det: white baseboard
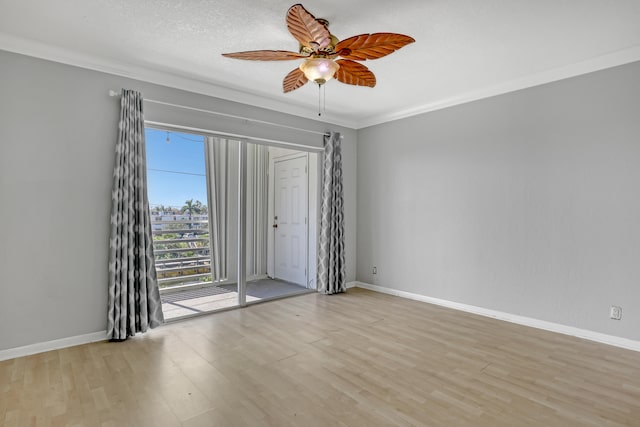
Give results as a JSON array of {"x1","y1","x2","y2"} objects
[
  {"x1": 5, "y1": 282, "x2": 637, "y2": 360},
  {"x1": 0, "y1": 282, "x2": 355, "y2": 361},
  {"x1": 0, "y1": 331, "x2": 107, "y2": 362},
  {"x1": 353, "y1": 282, "x2": 640, "y2": 353}
]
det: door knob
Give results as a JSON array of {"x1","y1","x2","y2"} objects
[{"x1": 272, "y1": 224, "x2": 278, "y2": 228}]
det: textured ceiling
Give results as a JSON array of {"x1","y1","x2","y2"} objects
[{"x1": 1, "y1": 0, "x2": 640, "y2": 128}]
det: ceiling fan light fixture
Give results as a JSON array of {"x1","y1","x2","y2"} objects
[
  {"x1": 222, "y1": 4, "x2": 415, "y2": 96},
  {"x1": 299, "y1": 57, "x2": 339, "y2": 85}
]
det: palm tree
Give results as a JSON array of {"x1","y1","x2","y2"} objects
[
  {"x1": 181, "y1": 199, "x2": 202, "y2": 217},
  {"x1": 194, "y1": 200, "x2": 204, "y2": 214},
  {"x1": 181, "y1": 199, "x2": 203, "y2": 229}
]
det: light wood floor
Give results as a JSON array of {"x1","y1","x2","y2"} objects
[{"x1": 2, "y1": 288, "x2": 640, "y2": 426}]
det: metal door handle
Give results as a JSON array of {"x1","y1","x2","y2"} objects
[{"x1": 272, "y1": 224, "x2": 278, "y2": 228}]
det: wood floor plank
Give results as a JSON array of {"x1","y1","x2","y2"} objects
[{"x1": 2, "y1": 288, "x2": 640, "y2": 426}]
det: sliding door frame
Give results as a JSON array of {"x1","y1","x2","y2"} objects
[{"x1": 146, "y1": 121, "x2": 323, "y2": 314}]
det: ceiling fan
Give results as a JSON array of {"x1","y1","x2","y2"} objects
[{"x1": 222, "y1": 3, "x2": 415, "y2": 93}]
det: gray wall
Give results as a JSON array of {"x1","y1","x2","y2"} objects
[
  {"x1": 357, "y1": 61, "x2": 640, "y2": 341},
  {"x1": 0, "y1": 50, "x2": 357, "y2": 351}
]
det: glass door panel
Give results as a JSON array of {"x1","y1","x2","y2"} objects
[
  {"x1": 246, "y1": 142, "x2": 316, "y2": 304},
  {"x1": 145, "y1": 129, "x2": 240, "y2": 319}
]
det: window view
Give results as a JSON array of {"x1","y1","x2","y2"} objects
[
  {"x1": 145, "y1": 130, "x2": 211, "y2": 290},
  {"x1": 146, "y1": 129, "x2": 239, "y2": 319}
]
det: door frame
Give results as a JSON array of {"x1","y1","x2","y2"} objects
[{"x1": 267, "y1": 150, "x2": 320, "y2": 289}]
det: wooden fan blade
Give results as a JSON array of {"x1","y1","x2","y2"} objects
[
  {"x1": 283, "y1": 68, "x2": 308, "y2": 93},
  {"x1": 335, "y1": 59, "x2": 376, "y2": 87},
  {"x1": 336, "y1": 33, "x2": 415, "y2": 61},
  {"x1": 222, "y1": 50, "x2": 307, "y2": 61},
  {"x1": 287, "y1": 4, "x2": 331, "y2": 51}
]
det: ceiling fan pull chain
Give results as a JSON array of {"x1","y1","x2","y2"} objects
[
  {"x1": 318, "y1": 84, "x2": 322, "y2": 116},
  {"x1": 323, "y1": 84, "x2": 326, "y2": 115}
]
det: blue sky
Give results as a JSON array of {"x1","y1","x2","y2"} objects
[{"x1": 145, "y1": 128, "x2": 208, "y2": 209}]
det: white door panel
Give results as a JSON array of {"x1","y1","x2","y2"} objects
[{"x1": 274, "y1": 156, "x2": 308, "y2": 285}]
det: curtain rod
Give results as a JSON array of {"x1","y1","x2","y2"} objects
[{"x1": 108, "y1": 90, "x2": 342, "y2": 138}]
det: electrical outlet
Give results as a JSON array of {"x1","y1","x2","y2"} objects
[
  {"x1": 610, "y1": 306, "x2": 622, "y2": 320},
  {"x1": 372, "y1": 266, "x2": 377, "y2": 274}
]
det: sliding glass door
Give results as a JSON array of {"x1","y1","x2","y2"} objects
[{"x1": 145, "y1": 128, "x2": 317, "y2": 320}]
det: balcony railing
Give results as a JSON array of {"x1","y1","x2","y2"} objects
[{"x1": 151, "y1": 217, "x2": 212, "y2": 290}]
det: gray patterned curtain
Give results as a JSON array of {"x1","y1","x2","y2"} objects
[
  {"x1": 318, "y1": 132, "x2": 346, "y2": 294},
  {"x1": 107, "y1": 89, "x2": 164, "y2": 340}
]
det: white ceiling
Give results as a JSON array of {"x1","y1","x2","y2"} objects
[{"x1": 2, "y1": 0, "x2": 640, "y2": 129}]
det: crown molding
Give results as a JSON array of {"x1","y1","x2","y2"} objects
[
  {"x1": 0, "y1": 32, "x2": 355, "y2": 129},
  {"x1": 2, "y1": 32, "x2": 639, "y2": 130},
  {"x1": 355, "y1": 45, "x2": 640, "y2": 129}
]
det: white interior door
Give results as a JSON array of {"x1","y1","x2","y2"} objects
[{"x1": 274, "y1": 155, "x2": 308, "y2": 285}]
